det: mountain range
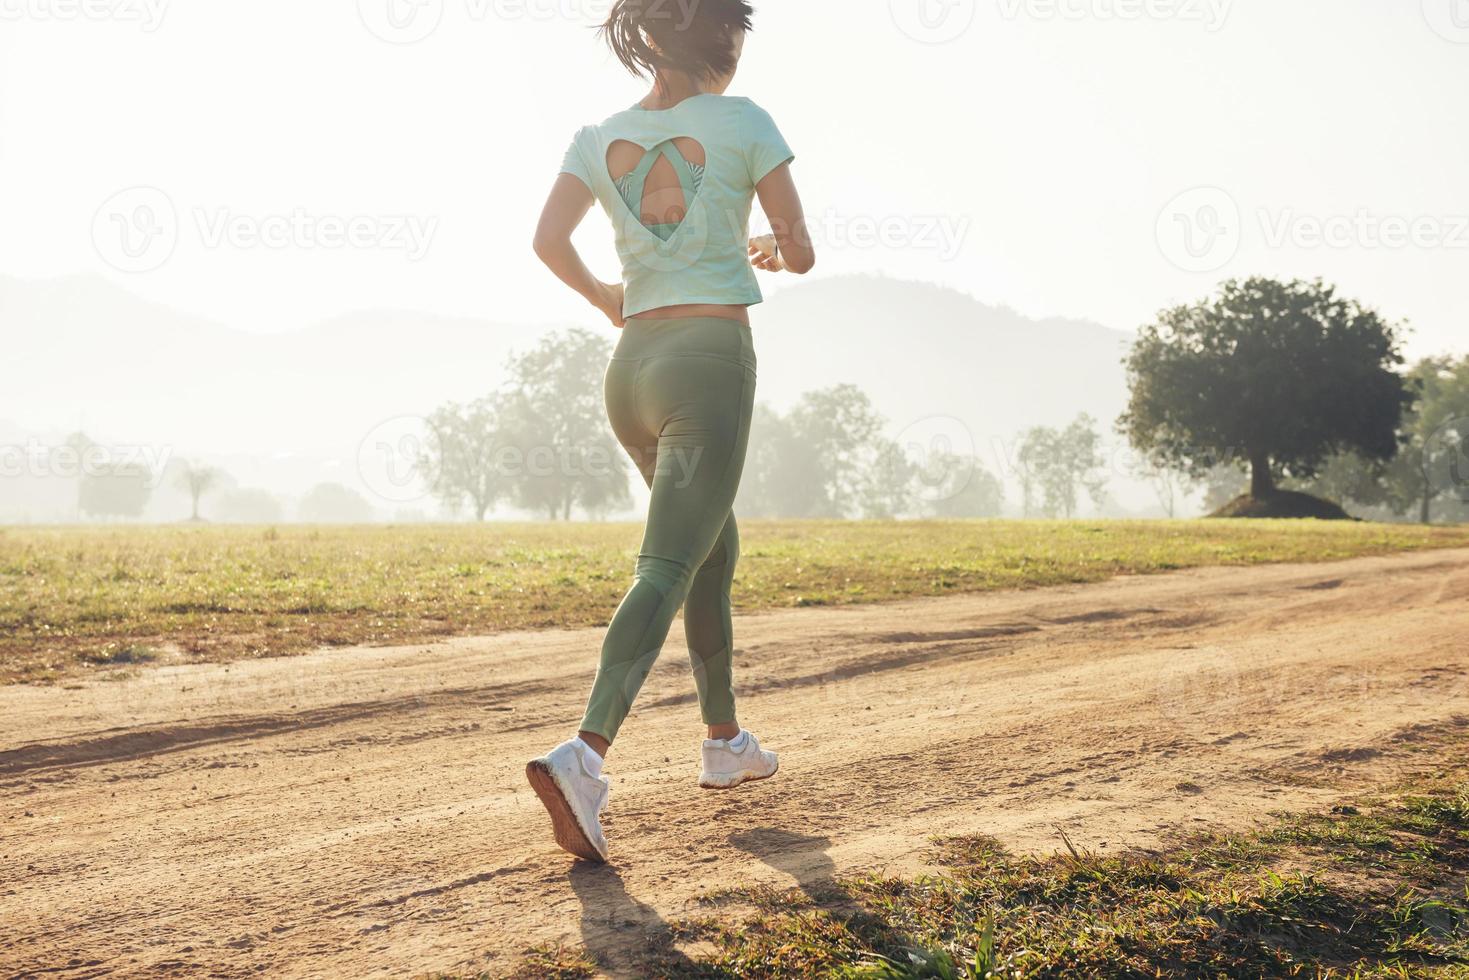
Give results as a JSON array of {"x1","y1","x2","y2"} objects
[{"x1": 2, "y1": 273, "x2": 1143, "y2": 519}]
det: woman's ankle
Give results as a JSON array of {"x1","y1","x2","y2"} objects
[
  {"x1": 707, "y1": 721, "x2": 740, "y2": 742},
  {"x1": 577, "y1": 730, "x2": 610, "y2": 759}
]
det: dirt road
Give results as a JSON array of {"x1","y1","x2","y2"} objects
[{"x1": 4, "y1": 548, "x2": 1469, "y2": 978}]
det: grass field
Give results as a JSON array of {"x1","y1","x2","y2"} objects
[{"x1": 3, "y1": 519, "x2": 1467, "y2": 684}]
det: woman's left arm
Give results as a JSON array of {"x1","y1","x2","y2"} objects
[
  {"x1": 749, "y1": 163, "x2": 815, "y2": 275},
  {"x1": 533, "y1": 174, "x2": 625, "y2": 328}
]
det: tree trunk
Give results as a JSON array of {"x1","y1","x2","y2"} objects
[
  {"x1": 1421, "y1": 488, "x2": 1433, "y2": 526},
  {"x1": 1249, "y1": 452, "x2": 1275, "y2": 498}
]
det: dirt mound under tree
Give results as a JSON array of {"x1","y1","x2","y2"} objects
[{"x1": 1210, "y1": 490, "x2": 1355, "y2": 520}]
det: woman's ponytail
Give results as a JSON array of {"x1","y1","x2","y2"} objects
[{"x1": 599, "y1": 0, "x2": 755, "y2": 83}]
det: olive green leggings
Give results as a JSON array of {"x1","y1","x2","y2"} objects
[{"x1": 579, "y1": 317, "x2": 757, "y2": 744}]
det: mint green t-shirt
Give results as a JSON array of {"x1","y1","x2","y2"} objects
[{"x1": 559, "y1": 94, "x2": 794, "y2": 318}]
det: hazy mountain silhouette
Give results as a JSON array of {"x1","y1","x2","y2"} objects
[
  {"x1": 757, "y1": 275, "x2": 1132, "y2": 447},
  {"x1": 5, "y1": 273, "x2": 1136, "y2": 510}
]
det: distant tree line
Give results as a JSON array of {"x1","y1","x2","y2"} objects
[
  {"x1": 424, "y1": 332, "x2": 1010, "y2": 521},
  {"x1": 735, "y1": 383, "x2": 1006, "y2": 519},
  {"x1": 47, "y1": 278, "x2": 1468, "y2": 526},
  {"x1": 48, "y1": 441, "x2": 373, "y2": 525}
]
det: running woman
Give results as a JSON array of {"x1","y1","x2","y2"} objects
[{"x1": 527, "y1": 0, "x2": 814, "y2": 862}]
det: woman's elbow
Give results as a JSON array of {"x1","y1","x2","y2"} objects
[
  {"x1": 785, "y1": 250, "x2": 816, "y2": 275},
  {"x1": 532, "y1": 224, "x2": 571, "y2": 265}
]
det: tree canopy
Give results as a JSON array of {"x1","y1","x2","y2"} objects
[
  {"x1": 1120, "y1": 277, "x2": 1412, "y2": 500},
  {"x1": 420, "y1": 329, "x2": 631, "y2": 521}
]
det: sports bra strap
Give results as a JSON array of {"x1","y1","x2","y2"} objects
[{"x1": 619, "y1": 140, "x2": 699, "y2": 222}]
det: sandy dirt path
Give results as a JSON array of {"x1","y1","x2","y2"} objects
[{"x1": 4, "y1": 548, "x2": 1469, "y2": 978}]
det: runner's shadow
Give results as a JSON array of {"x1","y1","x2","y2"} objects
[
  {"x1": 728, "y1": 827, "x2": 840, "y2": 905},
  {"x1": 568, "y1": 861, "x2": 694, "y2": 978}
]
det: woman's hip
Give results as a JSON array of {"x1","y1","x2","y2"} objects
[{"x1": 612, "y1": 316, "x2": 757, "y2": 372}]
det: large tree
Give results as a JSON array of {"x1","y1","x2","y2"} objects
[
  {"x1": 422, "y1": 395, "x2": 506, "y2": 521},
  {"x1": 502, "y1": 329, "x2": 630, "y2": 521},
  {"x1": 736, "y1": 404, "x2": 830, "y2": 518},
  {"x1": 79, "y1": 463, "x2": 152, "y2": 520},
  {"x1": 1015, "y1": 414, "x2": 1108, "y2": 518},
  {"x1": 737, "y1": 386, "x2": 912, "y2": 519},
  {"x1": 174, "y1": 461, "x2": 222, "y2": 522},
  {"x1": 923, "y1": 454, "x2": 1005, "y2": 519},
  {"x1": 1380, "y1": 356, "x2": 1469, "y2": 523},
  {"x1": 786, "y1": 384, "x2": 889, "y2": 518},
  {"x1": 1120, "y1": 277, "x2": 1412, "y2": 500},
  {"x1": 297, "y1": 483, "x2": 375, "y2": 524}
]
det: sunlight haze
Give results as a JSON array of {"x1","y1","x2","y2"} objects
[{"x1": 2, "y1": 0, "x2": 1466, "y2": 351}]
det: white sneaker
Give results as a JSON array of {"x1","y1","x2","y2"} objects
[
  {"x1": 699, "y1": 730, "x2": 779, "y2": 790},
  {"x1": 526, "y1": 739, "x2": 610, "y2": 862}
]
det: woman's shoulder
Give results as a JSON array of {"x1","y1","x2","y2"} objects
[
  {"x1": 709, "y1": 94, "x2": 778, "y2": 121},
  {"x1": 722, "y1": 96, "x2": 783, "y2": 138},
  {"x1": 572, "y1": 94, "x2": 776, "y2": 126},
  {"x1": 564, "y1": 96, "x2": 780, "y2": 153},
  {"x1": 567, "y1": 108, "x2": 630, "y2": 139}
]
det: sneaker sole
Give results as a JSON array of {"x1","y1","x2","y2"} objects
[
  {"x1": 698, "y1": 758, "x2": 779, "y2": 791},
  {"x1": 525, "y1": 760, "x2": 606, "y2": 863}
]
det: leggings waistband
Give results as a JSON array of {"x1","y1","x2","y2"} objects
[{"x1": 614, "y1": 316, "x2": 756, "y2": 370}]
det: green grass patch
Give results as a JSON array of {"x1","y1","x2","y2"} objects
[
  {"x1": 644, "y1": 773, "x2": 1469, "y2": 977},
  {"x1": 2, "y1": 519, "x2": 1466, "y2": 683}
]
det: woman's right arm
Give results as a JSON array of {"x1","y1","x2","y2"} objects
[
  {"x1": 533, "y1": 173, "x2": 625, "y2": 328},
  {"x1": 751, "y1": 163, "x2": 815, "y2": 275}
]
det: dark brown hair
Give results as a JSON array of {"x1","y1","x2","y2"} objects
[{"x1": 599, "y1": 0, "x2": 755, "y2": 84}]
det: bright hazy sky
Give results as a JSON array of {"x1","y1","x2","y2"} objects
[{"x1": 2, "y1": 0, "x2": 1466, "y2": 356}]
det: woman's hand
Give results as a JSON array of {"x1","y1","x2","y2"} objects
[
  {"x1": 593, "y1": 281, "x2": 626, "y2": 329},
  {"x1": 748, "y1": 235, "x2": 783, "y2": 273}
]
